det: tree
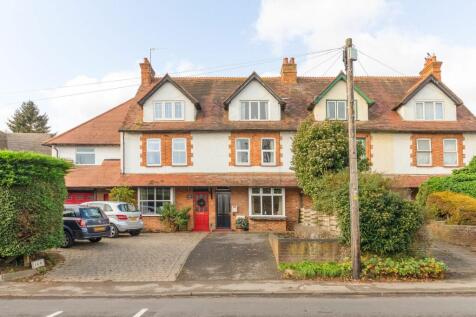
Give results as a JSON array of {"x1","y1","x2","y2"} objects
[
  {"x1": 7, "y1": 101, "x2": 50, "y2": 133},
  {"x1": 291, "y1": 118, "x2": 369, "y2": 197},
  {"x1": 109, "y1": 186, "x2": 137, "y2": 206}
]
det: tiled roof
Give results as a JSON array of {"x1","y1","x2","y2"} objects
[
  {"x1": 47, "y1": 72, "x2": 476, "y2": 145},
  {"x1": 65, "y1": 159, "x2": 298, "y2": 188},
  {"x1": 44, "y1": 99, "x2": 133, "y2": 145},
  {"x1": 0, "y1": 132, "x2": 52, "y2": 154}
]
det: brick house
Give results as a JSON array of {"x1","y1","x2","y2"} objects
[{"x1": 45, "y1": 55, "x2": 476, "y2": 232}]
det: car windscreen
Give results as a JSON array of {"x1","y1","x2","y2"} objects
[
  {"x1": 117, "y1": 203, "x2": 138, "y2": 212},
  {"x1": 80, "y1": 207, "x2": 103, "y2": 219}
]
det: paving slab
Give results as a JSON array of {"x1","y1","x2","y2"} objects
[
  {"x1": 43, "y1": 232, "x2": 206, "y2": 282},
  {"x1": 178, "y1": 232, "x2": 280, "y2": 281}
]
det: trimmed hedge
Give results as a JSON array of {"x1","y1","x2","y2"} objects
[
  {"x1": 280, "y1": 256, "x2": 447, "y2": 280},
  {"x1": 417, "y1": 156, "x2": 476, "y2": 206},
  {"x1": 313, "y1": 170, "x2": 423, "y2": 256},
  {"x1": 0, "y1": 151, "x2": 71, "y2": 257},
  {"x1": 426, "y1": 191, "x2": 476, "y2": 225}
]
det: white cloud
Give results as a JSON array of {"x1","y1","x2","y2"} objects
[{"x1": 255, "y1": 0, "x2": 476, "y2": 113}]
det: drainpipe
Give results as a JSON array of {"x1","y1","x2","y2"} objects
[
  {"x1": 121, "y1": 132, "x2": 125, "y2": 174},
  {"x1": 52, "y1": 145, "x2": 59, "y2": 158}
]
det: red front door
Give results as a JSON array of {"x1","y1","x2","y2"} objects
[{"x1": 193, "y1": 191, "x2": 209, "y2": 231}]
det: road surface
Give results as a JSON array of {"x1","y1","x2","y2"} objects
[{"x1": 0, "y1": 296, "x2": 475, "y2": 316}]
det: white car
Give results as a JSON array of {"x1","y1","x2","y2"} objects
[{"x1": 81, "y1": 201, "x2": 144, "y2": 238}]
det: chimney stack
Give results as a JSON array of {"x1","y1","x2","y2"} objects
[
  {"x1": 281, "y1": 57, "x2": 297, "y2": 84},
  {"x1": 140, "y1": 58, "x2": 155, "y2": 86},
  {"x1": 419, "y1": 54, "x2": 442, "y2": 81}
]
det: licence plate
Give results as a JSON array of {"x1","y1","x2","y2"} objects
[
  {"x1": 93, "y1": 226, "x2": 106, "y2": 232},
  {"x1": 129, "y1": 217, "x2": 138, "y2": 222}
]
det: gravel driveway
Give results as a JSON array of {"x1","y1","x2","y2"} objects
[{"x1": 44, "y1": 233, "x2": 206, "y2": 282}]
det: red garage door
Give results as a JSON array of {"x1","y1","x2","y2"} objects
[{"x1": 65, "y1": 192, "x2": 95, "y2": 204}]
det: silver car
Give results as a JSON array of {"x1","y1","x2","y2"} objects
[{"x1": 81, "y1": 201, "x2": 144, "y2": 238}]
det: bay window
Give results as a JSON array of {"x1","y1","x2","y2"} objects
[
  {"x1": 138, "y1": 187, "x2": 173, "y2": 215},
  {"x1": 250, "y1": 187, "x2": 284, "y2": 216}
]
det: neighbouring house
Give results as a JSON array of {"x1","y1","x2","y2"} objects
[
  {"x1": 44, "y1": 54, "x2": 476, "y2": 232},
  {"x1": 0, "y1": 131, "x2": 52, "y2": 155}
]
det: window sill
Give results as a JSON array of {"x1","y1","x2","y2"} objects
[{"x1": 249, "y1": 216, "x2": 286, "y2": 221}]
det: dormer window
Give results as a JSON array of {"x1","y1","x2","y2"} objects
[
  {"x1": 153, "y1": 101, "x2": 184, "y2": 121},
  {"x1": 240, "y1": 101, "x2": 269, "y2": 120},
  {"x1": 326, "y1": 100, "x2": 357, "y2": 120},
  {"x1": 415, "y1": 101, "x2": 443, "y2": 120}
]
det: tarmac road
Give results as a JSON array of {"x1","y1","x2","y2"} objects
[{"x1": 1, "y1": 295, "x2": 475, "y2": 317}]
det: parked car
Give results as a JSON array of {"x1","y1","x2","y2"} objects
[
  {"x1": 62, "y1": 205, "x2": 111, "y2": 248},
  {"x1": 81, "y1": 201, "x2": 144, "y2": 238}
]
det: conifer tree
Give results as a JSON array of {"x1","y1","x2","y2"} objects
[{"x1": 7, "y1": 101, "x2": 50, "y2": 133}]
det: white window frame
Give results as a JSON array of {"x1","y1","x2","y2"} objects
[
  {"x1": 443, "y1": 138, "x2": 458, "y2": 167},
  {"x1": 261, "y1": 138, "x2": 276, "y2": 166},
  {"x1": 172, "y1": 138, "x2": 187, "y2": 166},
  {"x1": 248, "y1": 187, "x2": 285, "y2": 217},
  {"x1": 326, "y1": 100, "x2": 357, "y2": 121},
  {"x1": 137, "y1": 187, "x2": 174, "y2": 215},
  {"x1": 416, "y1": 138, "x2": 432, "y2": 166},
  {"x1": 75, "y1": 147, "x2": 95, "y2": 165},
  {"x1": 146, "y1": 138, "x2": 161, "y2": 166},
  {"x1": 235, "y1": 138, "x2": 251, "y2": 166},
  {"x1": 153, "y1": 101, "x2": 185, "y2": 121},
  {"x1": 240, "y1": 100, "x2": 269, "y2": 121},
  {"x1": 414, "y1": 101, "x2": 444, "y2": 121}
]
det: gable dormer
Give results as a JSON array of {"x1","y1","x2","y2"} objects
[
  {"x1": 308, "y1": 72, "x2": 374, "y2": 121},
  {"x1": 224, "y1": 72, "x2": 285, "y2": 121},
  {"x1": 138, "y1": 74, "x2": 200, "y2": 122}
]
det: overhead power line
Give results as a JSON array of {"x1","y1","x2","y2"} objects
[
  {"x1": 357, "y1": 49, "x2": 406, "y2": 76},
  {"x1": 302, "y1": 50, "x2": 342, "y2": 75}
]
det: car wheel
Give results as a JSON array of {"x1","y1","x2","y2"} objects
[
  {"x1": 62, "y1": 231, "x2": 74, "y2": 248},
  {"x1": 89, "y1": 237, "x2": 102, "y2": 243},
  {"x1": 129, "y1": 230, "x2": 141, "y2": 236},
  {"x1": 109, "y1": 224, "x2": 119, "y2": 238}
]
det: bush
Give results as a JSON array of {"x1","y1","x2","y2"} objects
[
  {"x1": 426, "y1": 191, "x2": 476, "y2": 225},
  {"x1": 236, "y1": 217, "x2": 249, "y2": 230},
  {"x1": 280, "y1": 256, "x2": 447, "y2": 280},
  {"x1": 160, "y1": 204, "x2": 190, "y2": 232},
  {"x1": 417, "y1": 156, "x2": 476, "y2": 206},
  {"x1": 0, "y1": 151, "x2": 71, "y2": 258},
  {"x1": 313, "y1": 170, "x2": 423, "y2": 256},
  {"x1": 291, "y1": 118, "x2": 369, "y2": 196},
  {"x1": 109, "y1": 186, "x2": 137, "y2": 206}
]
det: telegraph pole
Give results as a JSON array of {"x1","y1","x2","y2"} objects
[{"x1": 344, "y1": 38, "x2": 361, "y2": 279}]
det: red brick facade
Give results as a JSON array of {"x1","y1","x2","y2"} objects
[
  {"x1": 410, "y1": 133, "x2": 464, "y2": 167},
  {"x1": 229, "y1": 132, "x2": 282, "y2": 166}
]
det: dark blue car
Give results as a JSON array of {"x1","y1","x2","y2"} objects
[{"x1": 62, "y1": 205, "x2": 111, "y2": 248}]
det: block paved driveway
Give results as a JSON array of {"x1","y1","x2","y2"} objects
[
  {"x1": 44, "y1": 233, "x2": 206, "y2": 282},
  {"x1": 178, "y1": 232, "x2": 280, "y2": 281}
]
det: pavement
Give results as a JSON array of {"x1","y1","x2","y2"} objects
[
  {"x1": 430, "y1": 240, "x2": 476, "y2": 279},
  {"x1": 178, "y1": 232, "x2": 280, "y2": 281},
  {"x1": 2, "y1": 296, "x2": 476, "y2": 317},
  {"x1": 43, "y1": 232, "x2": 206, "y2": 282}
]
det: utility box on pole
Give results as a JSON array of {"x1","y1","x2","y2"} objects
[{"x1": 344, "y1": 38, "x2": 361, "y2": 280}]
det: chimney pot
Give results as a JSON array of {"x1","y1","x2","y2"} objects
[
  {"x1": 419, "y1": 53, "x2": 442, "y2": 81},
  {"x1": 280, "y1": 56, "x2": 297, "y2": 84}
]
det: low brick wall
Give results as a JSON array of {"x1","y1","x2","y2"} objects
[
  {"x1": 427, "y1": 221, "x2": 476, "y2": 249},
  {"x1": 269, "y1": 233, "x2": 348, "y2": 264},
  {"x1": 142, "y1": 216, "x2": 169, "y2": 232},
  {"x1": 249, "y1": 218, "x2": 287, "y2": 232}
]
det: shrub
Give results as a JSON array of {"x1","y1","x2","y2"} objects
[
  {"x1": 280, "y1": 257, "x2": 447, "y2": 280},
  {"x1": 416, "y1": 156, "x2": 476, "y2": 206},
  {"x1": 291, "y1": 118, "x2": 369, "y2": 197},
  {"x1": 426, "y1": 191, "x2": 476, "y2": 225},
  {"x1": 313, "y1": 170, "x2": 423, "y2": 256},
  {"x1": 236, "y1": 217, "x2": 249, "y2": 230},
  {"x1": 109, "y1": 186, "x2": 137, "y2": 206},
  {"x1": 0, "y1": 151, "x2": 71, "y2": 258},
  {"x1": 160, "y1": 204, "x2": 190, "y2": 232}
]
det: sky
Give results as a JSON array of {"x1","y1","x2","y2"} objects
[{"x1": 1, "y1": 0, "x2": 476, "y2": 133}]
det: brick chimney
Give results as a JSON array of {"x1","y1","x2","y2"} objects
[
  {"x1": 140, "y1": 57, "x2": 155, "y2": 86},
  {"x1": 419, "y1": 54, "x2": 442, "y2": 81},
  {"x1": 280, "y1": 57, "x2": 297, "y2": 84}
]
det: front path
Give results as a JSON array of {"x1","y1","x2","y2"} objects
[
  {"x1": 178, "y1": 232, "x2": 280, "y2": 281},
  {"x1": 44, "y1": 233, "x2": 206, "y2": 282}
]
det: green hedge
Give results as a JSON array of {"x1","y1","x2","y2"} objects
[
  {"x1": 417, "y1": 156, "x2": 476, "y2": 206},
  {"x1": 313, "y1": 170, "x2": 423, "y2": 256},
  {"x1": 0, "y1": 151, "x2": 71, "y2": 257},
  {"x1": 426, "y1": 191, "x2": 476, "y2": 225},
  {"x1": 280, "y1": 256, "x2": 447, "y2": 280}
]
